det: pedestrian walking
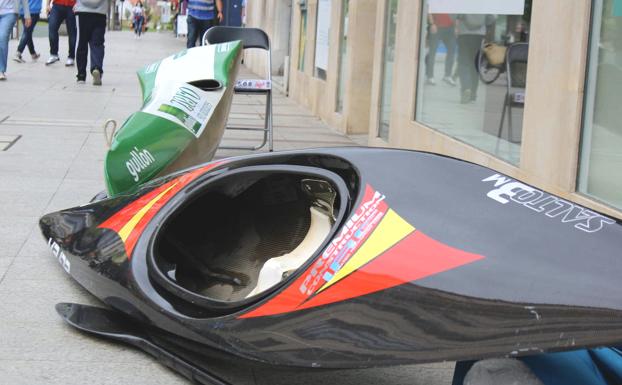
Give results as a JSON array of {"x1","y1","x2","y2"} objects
[
  {"x1": 455, "y1": 14, "x2": 495, "y2": 104},
  {"x1": 46, "y1": 0, "x2": 76, "y2": 66},
  {"x1": 184, "y1": 0, "x2": 223, "y2": 48},
  {"x1": 0, "y1": 0, "x2": 30, "y2": 80},
  {"x1": 74, "y1": 0, "x2": 107, "y2": 85},
  {"x1": 13, "y1": 0, "x2": 40, "y2": 63},
  {"x1": 132, "y1": 1, "x2": 144, "y2": 38},
  {"x1": 425, "y1": 13, "x2": 456, "y2": 86}
]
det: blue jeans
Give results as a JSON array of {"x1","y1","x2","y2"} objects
[
  {"x1": 17, "y1": 14, "x2": 40, "y2": 55},
  {"x1": 48, "y1": 4, "x2": 76, "y2": 58},
  {"x1": 0, "y1": 13, "x2": 18, "y2": 73},
  {"x1": 134, "y1": 16, "x2": 144, "y2": 36}
]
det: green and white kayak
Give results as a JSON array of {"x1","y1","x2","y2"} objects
[{"x1": 104, "y1": 41, "x2": 243, "y2": 196}]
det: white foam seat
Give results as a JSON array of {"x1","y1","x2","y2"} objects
[{"x1": 246, "y1": 207, "x2": 331, "y2": 298}]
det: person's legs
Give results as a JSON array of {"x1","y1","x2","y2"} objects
[
  {"x1": 439, "y1": 27, "x2": 456, "y2": 78},
  {"x1": 25, "y1": 14, "x2": 40, "y2": 55},
  {"x1": 458, "y1": 34, "x2": 482, "y2": 102},
  {"x1": 457, "y1": 35, "x2": 470, "y2": 94},
  {"x1": 196, "y1": 18, "x2": 214, "y2": 47},
  {"x1": 48, "y1": 6, "x2": 62, "y2": 56},
  {"x1": 88, "y1": 14, "x2": 106, "y2": 75},
  {"x1": 0, "y1": 13, "x2": 17, "y2": 74},
  {"x1": 65, "y1": 9, "x2": 77, "y2": 59},
  {"x1": 466, "y1": 35, "x2": 483, "y2": 99},
  {"x1": 426, "y1": 30, "x2": 440, "y2": 80},
  {"x1": 186, "y1": 15, "x2": 199, "y2": 48},
  {"x1": 17, "y1": 16, "x2": 29, "y2": 54},
  {"x1": 74, "y1": 13, "x2": 91, "y2": 81}
]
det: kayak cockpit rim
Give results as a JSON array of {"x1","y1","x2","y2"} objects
[{"x1": 145, "y1": 164, "x2": 352, "y2": 314}]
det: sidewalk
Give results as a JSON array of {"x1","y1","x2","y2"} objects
[{"x1": 0, "y1": 31, "x2": 452, "y2": 384}]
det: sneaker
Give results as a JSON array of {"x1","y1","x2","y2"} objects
[
  {"x1": 76, "y1": 79, "x2": 85, "y2": 84},
  {"x1": 0, "y1": 73, "x2": 6, "y2": 80},
  {"x1": 13, "y1": 53, "x2": 25, "y2": 63},
  {"x1": 65, "y1": 58, "x2": 75, "y2": 66},
  {"x1": 91, "y1": 69, "x2": 102, "y2": 86},
  {"x1": 425, "y1": 77, "x2": 436, "y2": 85},
  {"x1": 31, "y1": 52, "x2": 40, "y2": 61},
  {"x1": 443, "y1": 76, "x2": 456, "y2": 86},
  {"x1": 46, "y1": 55, "x2": 60, "y2": 65}
]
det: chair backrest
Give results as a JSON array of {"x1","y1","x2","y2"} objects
[
  {"x1": 203, "y1": 26, "x2": 270, "y2": 50},
  {"x1": 505, "y1": 42, "x2": 529, "y2": 89}
]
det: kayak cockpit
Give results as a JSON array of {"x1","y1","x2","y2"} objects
[{"x1": 149, "y1": 165, "x2": 349, "y2": 311}]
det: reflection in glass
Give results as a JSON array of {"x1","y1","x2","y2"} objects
[
  {"x1": 578, "y1": 0, "x2": 622, "y2": 209},
  {"x1": 336, "y1": 0, "x2": 350, "y2": 113},
  {"x1": 414, "y1": 0, "x2": 532, "y2": 165},
  {"x1": 298, "y1": 7, "x2": 308, "y2": 72},
  {"x1": 378, "y1": 0, "x2": 399, "y2": 140},
  {"x1": 314, "y1": 0, "x2": 330, "y2": 81}
]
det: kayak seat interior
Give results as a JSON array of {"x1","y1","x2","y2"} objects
[
  {"x1": 152, "y1": 169, "x2": 340, "y2": 305},
  {"x1": 245, "y1": 206, "x2": 331, "y2": 298}
]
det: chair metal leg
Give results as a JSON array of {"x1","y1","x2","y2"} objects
[
  {"x1": 266, "y1": 90, "x2": 273, "y2": 152},
  {"x1": 218, "y1": 90, "x2": 273, "y2": 151},
  {"x1": 507, "y1": 102, "x2": 514, "y2": 143},
  {"x1": 497, "y1": 93, "x2": 508, "y2": 140}
]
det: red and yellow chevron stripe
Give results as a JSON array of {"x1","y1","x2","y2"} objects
[
  {"x1": 240, "y1": 185, "x2": 485, "y2": 318},
  {"x1": 99, "y1": 161, "x2": 224, "y2": 258}
]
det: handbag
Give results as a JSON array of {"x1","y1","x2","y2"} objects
[{"x1": 482, "y1": 43, "x2": 507, "y2": 66}]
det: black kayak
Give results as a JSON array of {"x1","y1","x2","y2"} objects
[{"x1": 39, "y1": 147, "x2": 622, "y2": 378}]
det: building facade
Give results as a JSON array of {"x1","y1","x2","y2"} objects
[{"x1": 246, "y1": 0, "x2": 622, "y2": 220}]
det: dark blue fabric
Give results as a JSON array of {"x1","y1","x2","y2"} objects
[
  {"x1": 589, "y1": 348, "x2": 622, "y2": 385},
  {"x1": 17, "y1": 14, "x2": 40, "y2": 54},
  {"x1": 223, "y1": 0, "x2": 243, "y2": 27},
  {"x1": 48, "y1": 4, "x2": 76, "y2": 58},
  {"x1": 75, "y1": 12, "x2": 105, "y2": 78},
  {"x1": 452, "y1": 348, "x2": 622, "y2": 385},
  {"x1": 521, "y1": 350, "x2": 608, "y2": 385},
  {"x1": 186, "y1": 14, "x2": 215, "y2": 48}
]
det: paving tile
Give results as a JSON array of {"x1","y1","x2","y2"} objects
[
  {"x1": 44, "y1": 178, "x2": 106, "y2": 213},
  {"x1": 0, "y1": 256, "x2": 13, "y2": 282},
  {"x1": 0, "y1": 216, "x2": 39, "y2": 259},
  {"x1": 17, "y1": 229, "x2": 50, "y2": 258},
  {"x1": 0, "y1": 360, "x2": 187, "y2": 385}
]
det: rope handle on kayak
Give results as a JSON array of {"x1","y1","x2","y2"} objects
[{"x1": 103, "y1": 119, "x2": 117, "y2": 148}]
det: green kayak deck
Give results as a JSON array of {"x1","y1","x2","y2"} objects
[{"x1": 104, "y1": 41, "x2": 242, "y2": 196}]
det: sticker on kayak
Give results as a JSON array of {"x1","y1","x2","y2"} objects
[
  {"x1": 48, "y1": 238, "x2": 71, "y2": 274},
  {"x1": 240, "y1": 185, "x2": 485, "y2": 318},
  {"x1": 235, "y1": 79, "x2": 271, "y2": 91},
  {"x1": 142, "y1": 81, "x2": 225, "y2": 138},
  {"x1": 483, "y1": 174, "x2": 615, "y2": 233}
]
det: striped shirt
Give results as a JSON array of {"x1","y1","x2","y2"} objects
[{"x1": 187, "y1": 0, "x2": 215, "y2": 20}]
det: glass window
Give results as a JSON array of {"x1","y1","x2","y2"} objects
[
  {"x1": 578, "y1": 0, "x2": 622, "y2": 210},
  {"x1": 336, "y1": 0, "x2": 350, "y2": 113},
  {"x1": 415, "y1": 0, "x2": 532, "y2": 165},
  {"x1": 298, "y1": 5, "x2": 308, "y2": 72},
  {"x1": 378, "y1": 0, "x2": 399, "y2": 140},
  {"x1": 314, "y1": 0, "x2": 331, "y2": 81}
]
